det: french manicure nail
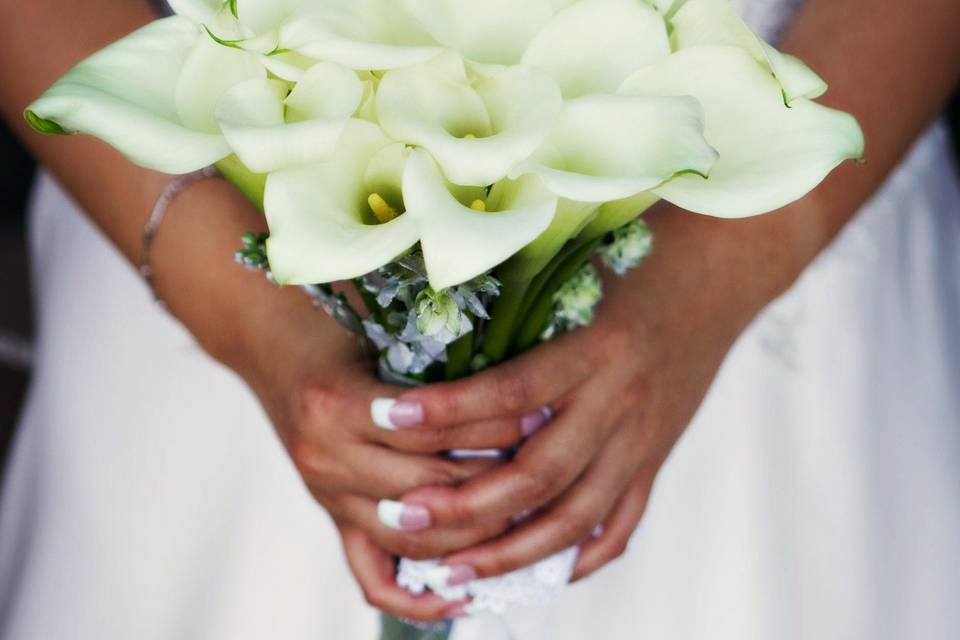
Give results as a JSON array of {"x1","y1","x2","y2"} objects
[
  {"x1": 377, "y1": 500, "x2": 432, "y2": 531},
  {"x1": 371, "y1": 398, "x2": 424, "y2": 430},
  {"x1": 425, "y1": 564, "x2": 478, "y2": 589},
  {"x1": 520, "y1": 406, "x2": 554, "y2": 437}
]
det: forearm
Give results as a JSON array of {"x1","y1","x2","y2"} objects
[
  {"x1": 0, "y1": 0, "x2": 327, "y2": 375},
  {"x1": 657, "y1": 0, "x2": 960, "y2": 319}
]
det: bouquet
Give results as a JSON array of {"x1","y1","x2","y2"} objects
[{"x1": 27, "y1": 0, "x2": 863, "y2": 637}]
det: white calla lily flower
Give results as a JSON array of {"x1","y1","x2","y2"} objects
[
  {"x1": 620, "y1": 45, "x2": 864, "y2": 217},
  {"x1": 214, "y1": 62, "x2": 362, "y2": 173},
  {"x1": 25, "y1": 17, "x2": 261, "y2": 174},
  {"x1": 265, "y1": 119, "x2": 420, "y2": 285},
  {"x1": 404, "y1": 150, "x2": 559, "y2": 290},
  {"x1": 280, "y1": 0, "x2": 443, "y2": 71},
  {"x1": 377, "y1": 52, "x2": 563, "y2": 187},
  {"x1": 522, "y1": 0, "x2": 671, "y2": 98},
  {"x1": 512, "y1": 94, "x2": 718, "y2": 203},
  {"x1": 670, "y1": 0, "x2": 827, "y2": 103},
  {"x1": 401, "y1": 0, "x2": 562, "y2": 65}
]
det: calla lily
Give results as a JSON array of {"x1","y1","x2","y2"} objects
[
  {"x1": 619, "y1": 45, "x2": 864, "y2": 217},
  {"x1": 511, "y1": 94, "x2": 718, "y2": 203},
  {"x1": 25, "y1": 16, "x2": 262, "y2": 174},
  {"x1": 669, "y1": 0, "x2": 827, "y2": 103},
  {"x1": 522, "y1": 0, "x2": 671, "y2": 98},
  {"x1": 403, "y1": 150, "x2": 559, "y2": 290},
  {"x1": 264, "y1": 119, "x2": 420, "y2": 285},
  {"x1": 214, "y1": 62, "x2": 362, "y2": 173},
  {"x1": 377, "y1": 52, "x2": 563, "y2": 187},
  {"x1": 280, "y1": 0, "x2": 443, "y2": 71},
  {"x1": 401, "y1": 0, "x2": 563, "y2": 65}
]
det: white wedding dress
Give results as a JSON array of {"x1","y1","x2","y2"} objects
[{"x1": 2, "y1": 1, "x2": 959, "y2": 638}]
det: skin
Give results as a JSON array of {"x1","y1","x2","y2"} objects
[{"x1": 1, "y1": 0, "x2": 958, "y2": 625}]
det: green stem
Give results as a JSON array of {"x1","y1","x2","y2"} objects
[
  {"x1": 512, "y1": 238, "x2": 604, "y2": 354},
  {"x1": 380, "y1": 614, "x2": 452, "y2": 640},
  {"x1": 513, "y1": 236, "x2": 590, "y2": 326},
  {"x1": 445, "y1": 315, "x2": 475, "y2": 381},
  {"x1": 215, "y1": 155, "x2": 267, "y2": 212},
  {"x1": 481, "y1": 279, "x2": 532, "y2": 365}
]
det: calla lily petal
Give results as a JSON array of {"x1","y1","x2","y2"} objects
[
  {"x1": 176, "y1": 28, "x2": 266, "y2": 133},
  {"x1": 215, "y1": 62, "x2": 362, "y2": 173},
  {"x1": 643, "y1": 0, "x2": 685, "y2": 16},
  {"x1": 513, "y1": 94, "x2": 718, "y2": 202},
  {"x1": 235, "y1": 0, "x2": 303, "y2": 36},
  {"x1": 670, "y1": 0, "x2": 827, "y2": 103},
  {"x1": 404, "y1": 150, "x2": 559, "y2": 290},
  {"x1": 168, "y1": 0, "x2": 222, "y2": 23},
  {"x1": 25, "y1": 17, "x2": 240, "y2": 174},
  {"x1": 265, "y1": 119, "x2": 420, "y2": 285},
  {"x1": 377, "y1": 52, "x2": 563, "y2": 186},
  {"x1": 281, "y1": 0, "x2": 442, "y2": 70},
  {"x1": 522, "y1": 0, "x2": 670, "y2": 98},
  {"x1": 620, "y1": 45, "x2": 865, "y2": 217},
  {"x1": 401, "y1": 0, "x2": 559, "y2": 65},
  {"x1": 257, "y1": 51, "x2": 316, "y2": 82}
]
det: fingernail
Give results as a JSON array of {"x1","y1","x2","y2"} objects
[
  {"x1": 520, "y1": 406, "x2": 554, "y2": 437},
  {"x1": 377, "y1": 500, "x2": 431, "y2": 531},
  {"x1": 371, "y1": 398, "x2": 424, "y2": 430},
  {"x1": 426, "y1": 564, "x2": 478, "y2": 589}
]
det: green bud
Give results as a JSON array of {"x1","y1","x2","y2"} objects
[{"x1": 598, "y1": 218, "x2": 653, "y2": 276}]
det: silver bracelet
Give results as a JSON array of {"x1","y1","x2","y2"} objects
[{"x1": 139, "y1": 166, "x2": 221, "y2": 303}]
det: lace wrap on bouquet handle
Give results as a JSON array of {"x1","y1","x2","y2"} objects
[{"x1": 397, "y1": 548, "x2": 579, "y2": 619}]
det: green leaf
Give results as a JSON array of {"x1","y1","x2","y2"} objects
[
  {"x1": 23, "y1": 109, "x2": 70, "y2": 135},
  {"x1": 203, "y1": 24, "x2": 244, "y2": 49},
  {"x1": 228, "y1": 0, "x2": 238, "y2": 18}
]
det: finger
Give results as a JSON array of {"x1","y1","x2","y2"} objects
[
  {"x1": 429, "y1": 424, "x2": 644, "y2": 581},
  {"x1": 296, "y1": 363, "x2": 411, "y2": 440},
  {"x1": 341, "y1": 526, "x2": 467, "y2": 623},
  {"x1": 369, "y1": 410, "x2": 554, "y2": 455},
  {"x1": 331, "y1": 494, "x2": 512, "y2": 561},
  {"x1": 298, "y1": 443, "x2": 501, "y2": 500},
  {"x1": 396, "y1": 380, "x2": 621, "y2": 529},
  {"x1": 571, "y1": 465, "x2": 657, "y2": 582},
  {"x1": 381, "y1": 331, "x2": 592, "y2": 430}
]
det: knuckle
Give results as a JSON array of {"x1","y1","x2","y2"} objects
[
  {"x1": 515, "y1": 464, "x2": 561, "y2": 506},
  {"x1": 445, "y1": 494, "x2": 479, "y2": 526},
  {"x1": 361, "y1": 586, "x2": 386, "y2": 610},
  {"x1": 289, "y1": 439, "x2": 339, "y2": 485},
  {"x1": 289, "y1": 439, "x2": 318, "y2": 478},
  {"x1": 553, "y1": 510, "x2": 594, "y2": 545},
  {"x1": 297, "y1": 379, "x2": 341, "y2": 424},
  {"x1": 496, "y1": 372, "x2": 533, "y2": 414},
  {"x1": 395, "y1": 536, "x2": 434, "y2": 561},
  {"x1": 418, "y1": 461, "x2": 462, "y2": 488}
]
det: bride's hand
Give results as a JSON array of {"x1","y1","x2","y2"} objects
[
  {"x1": 143, "y1": 179, "x2": 514, "y2": 621},
  {"x1": 381, "y1": 203, "x2": 818, "y2": 589}
]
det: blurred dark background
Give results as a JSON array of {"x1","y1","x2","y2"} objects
[{"x1": 1, "y1": 99, "x2": 959, "y2": 471}]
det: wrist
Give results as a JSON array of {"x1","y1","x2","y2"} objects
[{"x1": 147, "y1": 177, "x2": 306, "y2": 377}]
